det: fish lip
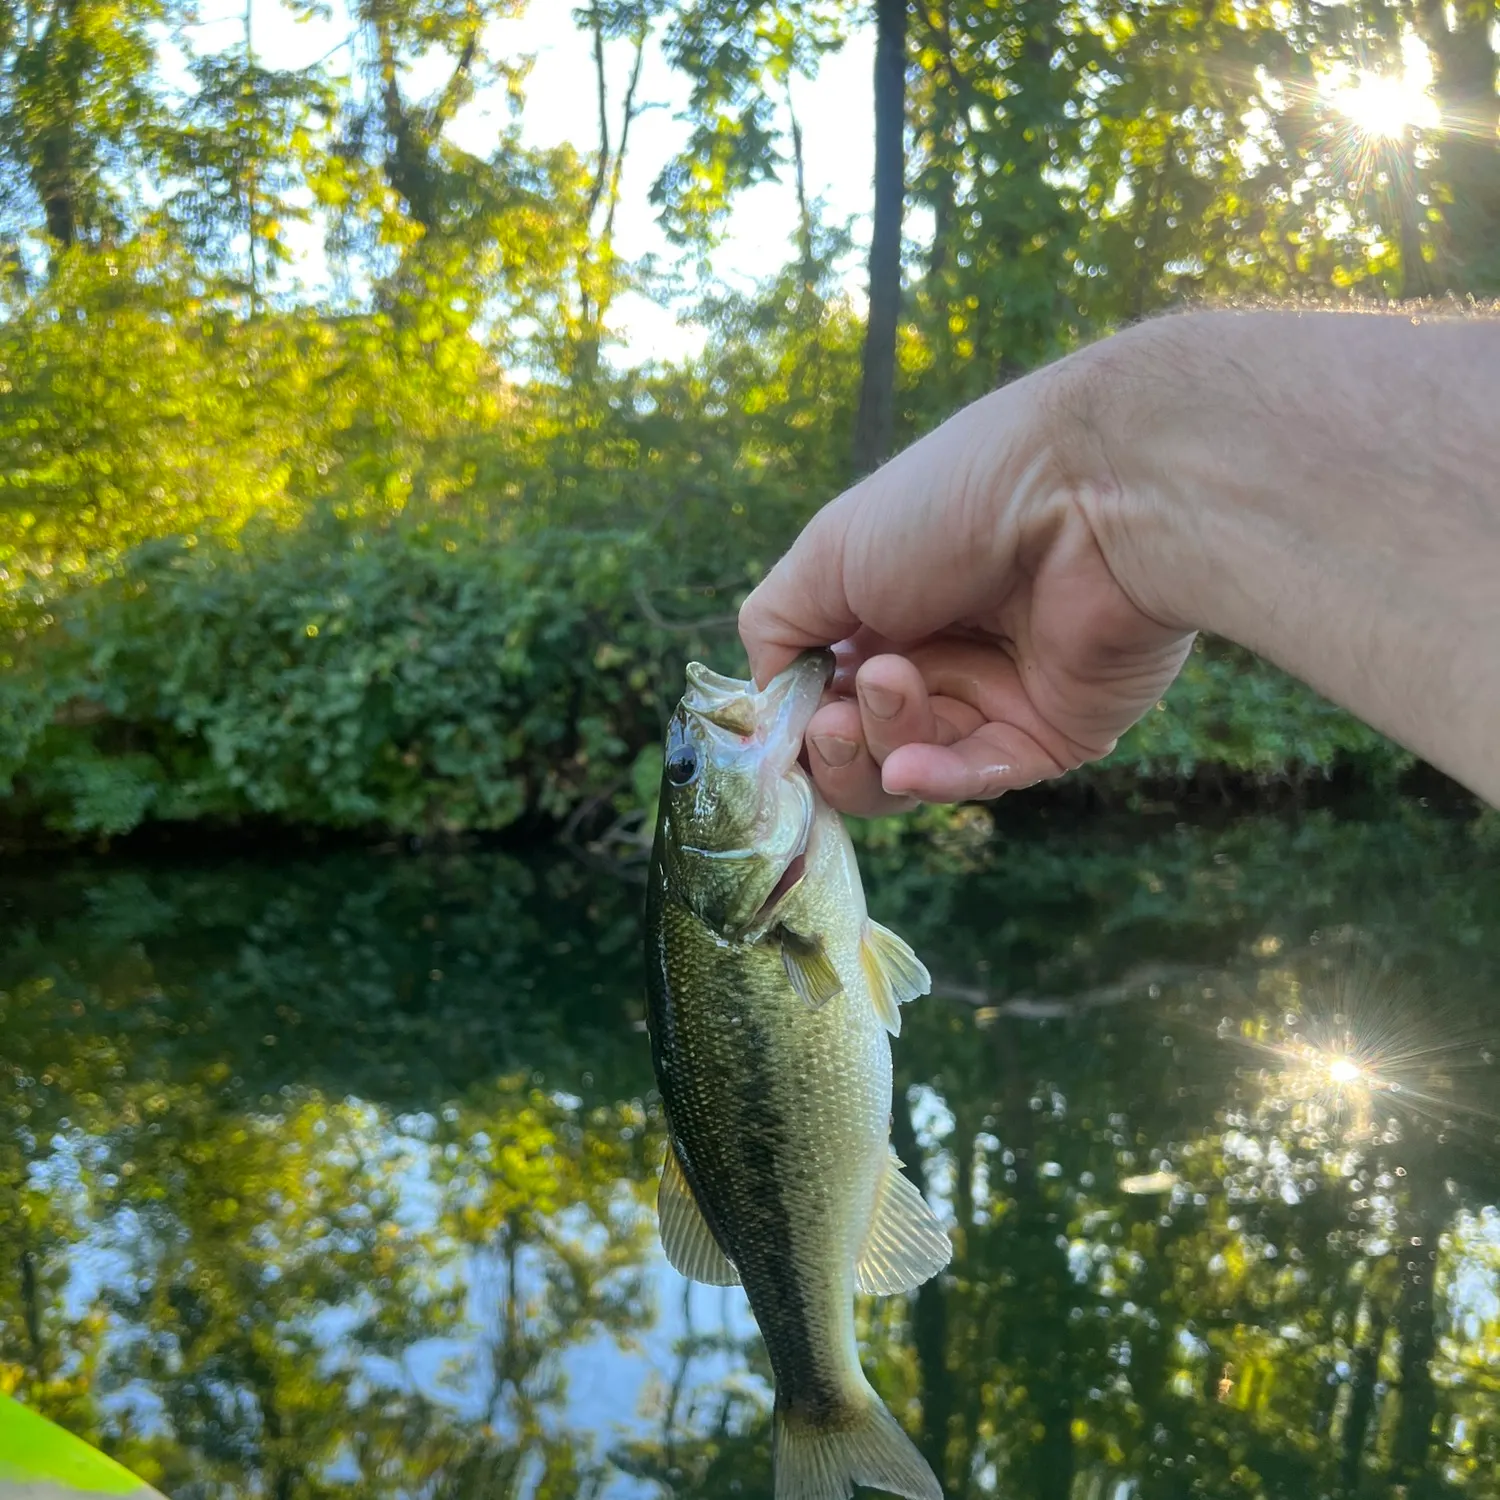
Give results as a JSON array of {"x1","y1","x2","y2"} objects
[
  {"x1": 748, "y1": 649, "x2": 835, "y2": 779},
  {"x1": 680, "y1": 651, "x2": 831, "y2": 941},
  {"x1": 682, "y1": 651, "x2": 833, "y2": 766},
  {"x1": 680, "y1": 649, "x2": 832, "y2": 800},
  {"x1": 739, "y1": 652, "x2": 828, "y2": 937}
]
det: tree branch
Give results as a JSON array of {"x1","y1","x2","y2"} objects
[
  {"x1": 932, "y1": 962, "x2": 1201, "y2": 1020},
  {"x1": 586, "y1": 2, "x2": 610, "y2": 226},
  {"x1": 429, "y1": 19, "x2": 481, "y2": 135},
  {"x1": 601, "y1": 23, "x2": 648, "y2": 249},
  {"x1": 785, "y1": 74, "x2": 814, "y2": 281},
  {"x1": 633, "y1": 583, "x2": 739, "y2": 634}
]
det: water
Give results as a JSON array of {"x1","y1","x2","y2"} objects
[{"x1": 3, "y1": 804, "x2": 1499, "y2": 1499}]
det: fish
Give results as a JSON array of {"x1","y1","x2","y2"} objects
[{"x1": 643, "y1": 650, "x2": 951, "y2": 1500}]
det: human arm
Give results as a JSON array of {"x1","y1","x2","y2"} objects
[{"x1": 737, "y1": 307, "x2": 1500, "y2": 812}]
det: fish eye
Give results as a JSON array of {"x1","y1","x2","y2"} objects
[{"x1": 664, "y1": 743, "x2": 699, "y2": 788}]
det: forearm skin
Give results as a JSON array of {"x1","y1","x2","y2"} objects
[{"x1": 1061, "y1": 308, "x2": 1500, "y2": 805}]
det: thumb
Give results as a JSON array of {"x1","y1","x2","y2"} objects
[
  {"x1": 739, "y1": 390, "x2": 1026, "y2": 686},
  {"x1": 738, "y1": 499, "x2": 860, "y2": 688}
]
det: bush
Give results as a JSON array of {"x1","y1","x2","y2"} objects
[
  {"x1": 0, "y1": 498, "x2": 1417, "y2": 846},
  {"x1": 0, "y1": 251, "x2": 1424, "y2": 848},
  {"x1": 1, "y1": 513, "x2": 673, "y2": 837},
  {"x1": 1108, "y1": 638, "x2": 1413, "y2": 789}
]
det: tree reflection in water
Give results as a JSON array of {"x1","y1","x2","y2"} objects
[{"x1": 2, "y1": 808, "x2": 1498, "y2": 1497}]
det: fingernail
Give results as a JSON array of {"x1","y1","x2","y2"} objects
[
  {"x1": 810, "y1": 734, "x2": 858, "y2": 768},
  {"x1": 860, "y1": 684, "x2": 901, "y2": 720}
]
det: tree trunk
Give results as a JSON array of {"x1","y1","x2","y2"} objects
[
  {"x1": 30, "y1": 1, "x2": 81, "y2": 253},
  {"x1": 37, "y1": 126, "x2": 77, "y2": 249},
  {"x1": 993, "y1": 1031, "x2": 1075, "y2": 1500},
  {"x1": 852, "y1": 0, "x2": 907, "y2": 477},
  {"x1": 1414, "y1": 0, "x2": 1500, "y2": 295},
  {"x1": 1389, "y1": 1168, "x2": 1446, "y2": 1494},
  {"x1": 1337, "y1": 1292, "x2": 1390, "y2": 1494}
]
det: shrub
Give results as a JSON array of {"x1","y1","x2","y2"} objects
[
  {"x1": 1, "y1": 502, "x2": 1417, "y2": 844},
  {"x1": 1, "y1": 513, "x2": 671, "y2": 837}
]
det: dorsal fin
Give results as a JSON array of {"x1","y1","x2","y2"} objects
[
  {"x1": 859, "y1": 921, "x2": 931, "y2": 1036},
  {"x1": 855, "y1": 1150, "x2": 952, "y2": 1295},
  {"x1": 658, "y1": 1144, "x2": 740, "y2": 1285}
]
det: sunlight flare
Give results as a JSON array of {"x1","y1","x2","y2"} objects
[
  {"x1": 1326, "y1": 1055, "x2": 1362, "y2": 1086},
  {"x1": 1322, "y1": 37, "x2": 1438, "y2": 141},
  {"x1": 1219, "y1": 956, "x2": 1500, "y2": 1148}
]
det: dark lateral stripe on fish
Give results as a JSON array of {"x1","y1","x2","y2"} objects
[{"x1": 728, "y1": 1002, "x2": 843, "y2": 1424}]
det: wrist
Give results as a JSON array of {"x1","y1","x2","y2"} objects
[
  {"x1": 1049, "y1": 307, "x2": 1500, "y2": 804},
  {"x1": 1039, "y1": 312, "x2": 1232, "y2": 636}
]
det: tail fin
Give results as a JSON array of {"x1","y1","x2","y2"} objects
[{"x1": 773, "y1": 1384, "x2": 943, "y2": 1500}]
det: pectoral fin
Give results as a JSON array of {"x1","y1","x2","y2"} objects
[
  {"x1": 859, "y1": 921, "x2": 932, "y2": 1036},
  {"x1": 658, "y1": 1144, "x2": 740, "y2": 1285},
  {"x1": 855, "y1": 1151, "x2": 952, "y2": 1295},
  {"x1": 781, "y1": 928, "x2": 844, "y2": 1009}
]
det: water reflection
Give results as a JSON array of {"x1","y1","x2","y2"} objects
[{"x1": 2, "y1": 808, "x2": 1498, "y2": 1497}]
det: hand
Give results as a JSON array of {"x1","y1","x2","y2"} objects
[{"x1": 738, "y1": 363, "x2": 1194, "y2": 816}]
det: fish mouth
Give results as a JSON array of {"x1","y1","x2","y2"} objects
[
  {"x1": 682, "y1": 651, "x2": 831, "y2": 938},
  {"x1": 756, "y1": 649, "x2": 835, "y2": 777},
  {"x1": 739, "y1": 652, "x2": 827, "y2": 934},
  {"x1": 683, "y1": 650, "x2": 833, "y2": 763},
  {"x1": 683, "y1": 648, "x2": 831, "y2": 758}
]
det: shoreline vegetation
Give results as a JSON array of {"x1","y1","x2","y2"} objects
[
  {"x1": 0, "y1": 477, "x2": 1465, "y2": 855},
  {"x1": 4, "y1": 4, "x2": 1497, "y2": 854}
]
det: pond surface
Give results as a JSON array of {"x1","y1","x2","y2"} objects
[{"x1": 3, "y1": 804, "x2": 1499, "y2": 1500}]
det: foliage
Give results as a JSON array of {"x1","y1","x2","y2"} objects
[
  {"x1": 1, "y1": 0, "x2": 1495, "y2": 844},
  {"x1": 1108, "y1": 639, "x2": 1414, "y2": 789},
  {"x1": 1, "y1": 514, "x2": 669, "y2": 836},
  {"x1": 0, "y1": 512, "x2": 1409, "y2": 842}
]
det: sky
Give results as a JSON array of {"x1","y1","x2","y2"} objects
[{"x1": 185, "y1": 0, "x2": 879, "y2": 365}]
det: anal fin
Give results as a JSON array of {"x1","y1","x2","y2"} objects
[
  {"x1": 855, "y1": 1150, "x2": 952, "y2": 1295},
  {"x1": 658, "y1": 1143, "x2": 740, "y2": 1286},
  {"x1": 859, "y1": 921, "x2": 931, "y2": 1036}
]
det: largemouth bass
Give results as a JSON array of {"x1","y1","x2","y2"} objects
[{"x1": 643, "y1": 651, "x2": 951, "y2": 1500}]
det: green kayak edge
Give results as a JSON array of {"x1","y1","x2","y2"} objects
[{"x1": 0, "y1": 1397, "x2": 162, "y2": 1499}]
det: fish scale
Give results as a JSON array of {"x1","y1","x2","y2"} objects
[{"x1": 649, "y1": 893, "x2": 889, "y2": 1418}]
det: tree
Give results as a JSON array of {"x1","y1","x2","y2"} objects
[
  {"x1": 160, "y1": 45, "x2": 333, "y2": 311},
  {"x1": 1412, "y1": 0, "x2": 1500, "y2": 294},
  {"x1": 0, "y1": 0, "x2": 172, "y2": 261},
  {"x1": 850, "y1": 0, "x2": 906, "y2": 475}
]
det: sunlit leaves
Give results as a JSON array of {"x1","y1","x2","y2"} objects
[{"x1": 652, "y1": 0, "x2": 851, "y2": 248}]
